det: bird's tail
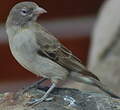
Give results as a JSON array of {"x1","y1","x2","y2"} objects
[{"x1": 69, "y1": 72, "x2": 120, "y2": 99}]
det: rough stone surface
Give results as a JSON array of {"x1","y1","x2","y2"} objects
[{"x1": 0, "y1": 87, "x2": 120, "y2": 110}]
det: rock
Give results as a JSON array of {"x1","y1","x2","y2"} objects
[{"x1": 0, "y1": 87, "x2": 120, "y2": 110}]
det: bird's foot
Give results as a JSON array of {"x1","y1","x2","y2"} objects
[{"x1": 26, "y1": 97, "x2": 54, "y2": 106}]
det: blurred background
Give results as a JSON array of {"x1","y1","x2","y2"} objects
[{"x1": 2, "y1": 0, "x2": 120, "y2": 94}]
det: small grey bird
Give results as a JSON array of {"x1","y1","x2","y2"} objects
[{"x1": 6, "y1": 1, "x2": 120, "y2": 105}]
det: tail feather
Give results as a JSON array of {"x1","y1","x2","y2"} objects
[
  {"x1": 69, "y1": 72, "x2": 120, "y2": 99},
  {"x1": 93, "y1": 79, "x2": 120, "y2": 99}
]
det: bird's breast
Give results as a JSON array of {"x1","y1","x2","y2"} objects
[
  {"x1": 8, "y1": 30, "x2": 39, "y2": 73},
  {"x1": 8, "y1": 30, "x2": 69, "y2": 80}
]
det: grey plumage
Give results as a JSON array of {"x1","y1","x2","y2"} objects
[{"x1": 6, "y1": 1, "x2": 120, "y2": 105}]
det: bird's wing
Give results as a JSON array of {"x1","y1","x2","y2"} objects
[{"x1": 34, "y1": 24, "x2": 100, "y2": 81}]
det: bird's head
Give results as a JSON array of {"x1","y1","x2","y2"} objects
[{"x1": 7, "y1": 2, "x2": 47, "y2": 26}]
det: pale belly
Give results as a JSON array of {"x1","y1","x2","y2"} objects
[
  {"x1": 9, "y1": 40, "x2": 69, "y2": 81},
  {"x1": 8, "y1": 29, "x2": 69, "y2": 81}
]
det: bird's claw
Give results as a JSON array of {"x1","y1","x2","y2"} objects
[
  {"x1": 26, "y1": 98, "x2": 45, "y2": 106},
  {"x1": 26, "y1": 97, "x2": 54, "y2": 106}
]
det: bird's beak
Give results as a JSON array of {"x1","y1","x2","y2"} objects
[{"x1": 34, "y1": 6, "x2": 47, "y2": 15}]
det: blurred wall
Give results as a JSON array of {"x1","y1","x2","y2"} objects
[{"x1": 87, "y1": 0, "x2": 120, "y2": 95}]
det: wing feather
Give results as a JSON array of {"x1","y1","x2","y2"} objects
[{"x1": 33, "y1": 23, "x2": 100, "y2": 81}]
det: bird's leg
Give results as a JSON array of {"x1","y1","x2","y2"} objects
[
  {"x1": 27, "y1": 83, "x2": 56, "y2": 106},
  {"x1": 22, "y1": 78, "x2": 48, "y2": 94}
]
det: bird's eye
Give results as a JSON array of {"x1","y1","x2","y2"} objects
[{"x1": 21, "y1": 8, "x2": 27, "y2": 16}]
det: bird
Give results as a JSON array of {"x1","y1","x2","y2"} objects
[{"x1": 6, "y1": 1, "x2": 120, "y2": 105}]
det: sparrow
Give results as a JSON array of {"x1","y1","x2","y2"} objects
[{"x1": 6, "y1": 1, "x2": 120, "y2": 105}]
